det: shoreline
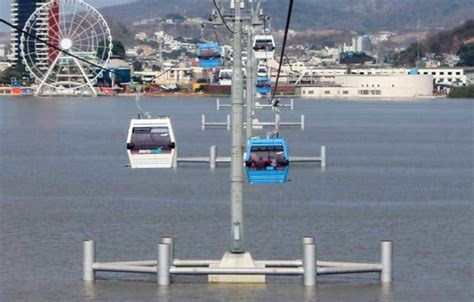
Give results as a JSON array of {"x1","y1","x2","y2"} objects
[
  {"x1": 1, "y1": 90, "x2": 465, "y2": 101},
  {"x1": 1, "y1": 93, "x2": 459, "y2": 101}
]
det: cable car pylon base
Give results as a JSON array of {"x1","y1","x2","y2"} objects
[{"x1": 82, "y1": 237, "x2": 392, "y2": 285}]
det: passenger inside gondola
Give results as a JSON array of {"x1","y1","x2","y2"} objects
[
  {"x1": 199, "y1": 48, "x2": 220, "y2": 60},
  {"x1": 254, "y1": 40, "x2": 275, "y2": 51},
  {"x1": 256, "y1": 79, "x2": 270, "y2": 88},
  {"x1": 220, "y1": 72, "x2": 232, "y2": 80},
  {"x1": 128, "y1": 127, "x2": 173, "y2": 154},
  {"x1": 247, "y1": 145, "x2": 288, "y2": 170}
]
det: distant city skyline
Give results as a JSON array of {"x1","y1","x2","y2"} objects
[{"x1": 0, "y1": 0, "x2": 135, "y2": 25}]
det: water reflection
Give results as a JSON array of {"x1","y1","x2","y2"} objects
[
  {"x1": 81, "y1": 280, "x2": 393, "y2": 301},
  {"x1": 81, "y1": 282, "x2": 96, "y2": 300},
  {"x1": 379, "y1": 283, "x2": 394, "y2": 302}
]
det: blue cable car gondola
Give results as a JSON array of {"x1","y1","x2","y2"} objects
[
  {"x1": 197, "y1": 43, "x2": 221, "y2": 68},
  {"x1": 256, "y1": 76, "x2": 271, "y2": 94},
  {"x1": 245, "y1": 138, "x2": 289, "y2": 184}
]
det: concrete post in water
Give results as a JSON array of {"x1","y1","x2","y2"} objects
[
  {"x1": 380, "y1": 241, "x2": 392, "y2": 283},
  {"x1": 302, "y1": 236, "x2": 315, "y2": 245},
  {"x1": 303, "y1": 239, "x2": 316, "y2": 286},
  {"x1": 274, "y1": 106, "x2": 281, "y2": 135},
  {"x1": 230, "y1": 0, "x2": 244, "y2": 253},
  {"x1": 83, "y1": 240, "x2": 95, "y2": 282},
  {"x1": 161, "y1": 237, "x2": 174, "y2": 266},
  {"x1": 321, "y1": 146, "x2": 326, "y2": 168},
  {"x1": 158, "y1": 243, "x2": 170, "y2": 285},
  {"x1": 172, "y1": 146, "x2": 178, "y2": 168},
  {"x1": 226, "y1": 114, "x2": 231, "y2": 131},
  {"x1": 210, "y1": 145, "x2": 217, "y2": 169},
  {"x1": 201, "y1": 114, "x2": 205, "y2": 130}
]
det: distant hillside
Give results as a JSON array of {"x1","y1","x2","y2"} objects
[
  {"x1": 394, "y1": 19, "x2": 474, "y2": 66},
  {"x1": 423, "y1": 20, "x2": 474, "y2": 54},
  {"x1": 100, "y1": 0, "x2": 474, "y2": 33}
]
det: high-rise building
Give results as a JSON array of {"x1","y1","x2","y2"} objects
[
  {"x1": 353, "y1": 36, "x2": 372, "y2": 53},
  {"x1": 0, "y1": 44, "x2": 6, "y2": 58},
  {"x1": 9, "y1": 0, "x2": 48, "y2": 67}
]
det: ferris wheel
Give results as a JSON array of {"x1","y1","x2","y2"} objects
[{"x1": 20, "y1": 0, "x2": 113, "y2": 96}]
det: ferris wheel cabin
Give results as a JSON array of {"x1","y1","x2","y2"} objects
[
  {"x1": 253, "y1": 35, "x2": 275, "y2": 60},
  {"x1": 245, "y1": 138, "x2": 289, "y2": 184},
  {"x1": 197, "y1": 43, "x2": 222, "y2": 68},
  {"x1": 126, "y1": 118, "x2": 176, "y2": 169}
]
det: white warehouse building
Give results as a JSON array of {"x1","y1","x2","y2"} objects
[
  {"x1": 416, "y1": 67, "x2": 472, "y2": 86},
  {"x1": 300, "y1": 75, "x2": 433, "y2": 98}
]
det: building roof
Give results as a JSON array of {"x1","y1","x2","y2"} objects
[{"x1": 108, "y1": 59, "x2": 130, "y2": 68}]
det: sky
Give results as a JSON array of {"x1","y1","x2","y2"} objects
[{"x1": 0, "y1": 0, "x2": 134, "y2": 26}]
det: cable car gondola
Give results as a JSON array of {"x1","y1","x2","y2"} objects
[
  {"x1": 245, "y1": 138, "x2": 289, "y2": 184},
  {"x1": 253, "y1": 35, "x2": 275, "y2": 60},
  {"x1": 197, "y1": 43, "x2": 222, "y2": 68},
  {"x1": 126, "y1": 117, "x2": 176, "y2": 168},
  {"x1": 218, "y1": 69, "x2": 232, "y2": 86},
  {"x1": 257, "y1": 65, "x2": 268, "y2": 77},
  {"x1": 256, "y1": 76, "x2": 271, "y2": 94}
]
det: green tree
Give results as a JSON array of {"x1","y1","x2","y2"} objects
[
  {"x1": 457, "y1": 43, "x2": 474, "y2": 66},
  {"x1": 112, "y1": 40, "x2": 126, "y2": 59},
  {"x1": 393, "y1": 43, "x2": 423, "y2": 67},
  {"x1": 339, "y1": 52, "x2": 375, "y2": 65},
  {"x1": 448, "y1": 85, "x2": 474, "y2": 98},
  {"x1": 0, "y1": 66, "x2": 27, "y2": 84}
]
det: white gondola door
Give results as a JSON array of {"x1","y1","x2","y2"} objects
[{"x1": 126, "y1": 118, "x2": 176, "y2": 168}]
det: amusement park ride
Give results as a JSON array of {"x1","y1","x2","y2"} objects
[{"x1": 20, "y1": 0, "x2": 112, "y2": 96}]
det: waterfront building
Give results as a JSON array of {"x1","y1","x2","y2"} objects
[
  {"x1": 300, "y1": 75, "x2": 433, "y2": 98},
  {"x1": 9, "y1": 0, "x2": 49, "y2": 66},
  {"x1": 288, "y1": 66, "x2": 472, "y2": 87},
  {"x1": 416, "y1": 67, "x2": 471, "y2": 87},
  {"x1": 96, "y1": 59, "x2": 132, "y2": 87},
  {"x1": 134, "y1": 67, "x2": 193, "y2": 85}
]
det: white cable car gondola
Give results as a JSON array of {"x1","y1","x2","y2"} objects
[
  {"x1": 218, "y1": 69, "x2": 233, "y2": 86},
  {"x1": 257, "y1": 64, "x2": 268, "y2": 77},
  {"x1": 253, "y1": 35, "x2": 275, "y2": 60},
  {"x1": 126, "y1": 118, "x2": 176, "y2": 169}
]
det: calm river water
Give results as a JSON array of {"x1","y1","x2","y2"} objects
[{"x1": 0, "y1": 96, "x2": 472, "y2": 301}]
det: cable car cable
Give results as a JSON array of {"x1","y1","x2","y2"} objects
[{"x1": 270, "y1": 0, "x2": 294, "y2": 102}]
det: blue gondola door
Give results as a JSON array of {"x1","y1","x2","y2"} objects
[
  {"x1": 256, "y1": 76, "x2": 271, "y2": 95},
  {"x1": 245, "y1": 138, "x2": 289, "y2": 184}
]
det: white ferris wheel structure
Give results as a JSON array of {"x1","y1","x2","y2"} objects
[{"x1": 20, "y1": 0, "x2": 113, "y2": 96}]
